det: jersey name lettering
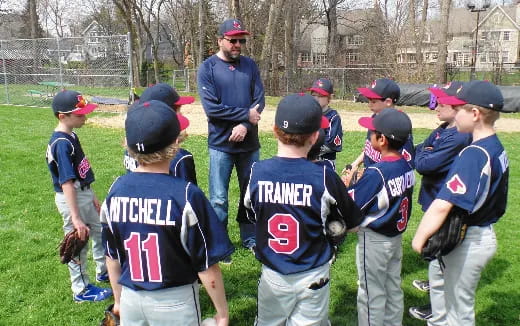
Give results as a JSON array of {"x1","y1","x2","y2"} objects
[
  {"x1": 388, "y1": 170, "x2": 415, "y2": 197},
  {"x1": 257, "y1": 181, "x2": 312, "y2": 207},
  {"x1": 363, "y1": 139, "x2": 381, "y2": 162},
  {"x1": 109, "y1": 197, "x2": 175, "y2": 226}
]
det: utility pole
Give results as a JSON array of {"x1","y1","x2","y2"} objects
[{"x1": 467, "y1": 2, "x2": 490, "y2": 80}]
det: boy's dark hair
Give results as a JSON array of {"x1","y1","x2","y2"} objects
[
  {"x1": 274, "y1": 125, "x2": 314, "y2": 147},
  {"x1": 374, "y1": 131, "x2": 406, "y2": 150}
]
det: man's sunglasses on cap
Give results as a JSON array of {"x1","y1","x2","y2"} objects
[{"x1": 223, "y1": 37, "x2": 246, "y2": 44}]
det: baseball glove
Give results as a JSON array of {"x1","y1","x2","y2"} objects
[
  {"x1": 421, "y1": 206, "x2": 469, "y2": 264},
  {"x1": 99, "y1": 304, "x2": 120, "y2": 326},
  {"x1": 341, "y1": 164, "x2": 365, "y2": 187},
  {"x1": 58, "y1": 230, "x2": 89, "y2": 264}
]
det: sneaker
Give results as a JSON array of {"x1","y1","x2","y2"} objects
[
  {"x1": 412, "y1": 279, "x2": 430, "y2": 292},
  {"x1": 73, "y1": 284, "x2": 113, "y2": 303},
  {"x1": 408, "y1": 304, "x2": 432, "y2": 321},
  {"x1": 96, "y1": 272, "x2": 109, "y2": 283},
  {"x1": 220, "y1": 256, "x2": 232, "y2": 265}
]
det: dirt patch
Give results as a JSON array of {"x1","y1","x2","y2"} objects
[{"x1": 89, "y1": 103, "x2": 520, "y2": 134}]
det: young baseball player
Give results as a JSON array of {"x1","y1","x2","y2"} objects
[
  {"x1": 409, "y1": 81, "x2": 472, "y2": 323},
  {"x1": 244, "y1": 93, "x2": 362, "y2": 325},
  {"x1": 101, "y1": 100, "x2": 234, "y2": 325},
  {"x1": 347, "y1": 108, "x2": 414, "y2": 326},
  {"x1": 350, "y1": 78, "x2": 415, "y2": 169},
  {"x1": 413, "y1": 80, "x2": 509, "y2": 326},
  {"x1": 123, "y1": 83, "x2": 198, "y2": 185},
  {"x1": 46, "y1": 90, "x2": 113, "y2": 302},
  {"x1": 308, "y1": 78, "x2": 343, "y2": 162}
]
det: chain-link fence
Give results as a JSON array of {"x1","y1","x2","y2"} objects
[{"x1": 0, "y1": 35, "x2": 131, "y2": 108}]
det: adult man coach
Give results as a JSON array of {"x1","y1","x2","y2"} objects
[{"x1": 197, "y1": 18, "x2": 264, "y2": 260}]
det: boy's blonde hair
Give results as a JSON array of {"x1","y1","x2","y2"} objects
[
  {"x1": 273, "y1": 125, "x2": 313, "y2": 147},
  {"x1": 460, "y1": 104, "x2": 500, "y2": 125},
  {"x1": 127, "y1": 141, "x2": 179, "y2": 165}
]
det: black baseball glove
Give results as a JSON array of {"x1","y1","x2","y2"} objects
[
  {"x1": 421, "y1": 206, "x2": 469, "y2": 263},
  {"x1": 58, "y1": 230, "x2": 89, "y2": 264},
  {"x1": 99, "y1": 304, "x2": 120, "y2": 326},
  {"x1": 341, "y1": 164, "x2": 365, "y2": 187}
]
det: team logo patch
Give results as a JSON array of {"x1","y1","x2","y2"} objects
[
  {"x1": 78, "y1": 157, "x2": 91, "y2": 179},
  {"x1": 435, "y1": 132, "x2": 440, "y2": 140},
  {"x1": 371, "y1": 80, "x2": 377, "y2": 88},
  {"x1": 443, "y1": 82, "x2": 451, "y2": 89},
  {"x1": 447, "y1": 174, "x2": 466, "y2": 194},
  {"x1": 229, "y1": 65, "x2": 235, "y2": 71},
  {"x1": 233, "y1": 21, "x2": 241, "y2": 29},
  {"x1": 317, "y1": 80, "x2": 324, "y2": 88},
  {"x1": 334, "y1": 135, "x2": 341, "y2": 146},
  {"x1": 401, "y1": 149, "x2": 411, "y2": 162}
]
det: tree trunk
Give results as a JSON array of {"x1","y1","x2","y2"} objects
[
  {"x1": 197, "y1": 0, "x2": 205, "y2": 67},
  {"x1": 285, "y1": 1, "x2": 296, "y2": 93},
  {"x1": 260, "y1": 0, "x2": 284, "y2": 83},
  {"x1": 436, "y1": 0, "x2": 451, "y2": 83},
  {"x1": 326, "y1": 0, "x2": 339, "y2": 67},
  {"x1": 416, "y1": 0, "x2": 429, "y2": 67},
  {"x1": 231, "y1": 0, "x2": 240, "y2": 20},
  {"x1": 113, "y1": 0, "x2": 141, "y2": 86}
]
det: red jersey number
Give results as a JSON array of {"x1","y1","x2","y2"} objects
[
  {"x1": 268, "y1": 214, "x2": 300, "y2": 254},
  {"x1": 124, "y1": 232, "x2": 163, "y2": 282},
  {"x1": 396, "y1": 198, "x2": 409, "y2": 232}
]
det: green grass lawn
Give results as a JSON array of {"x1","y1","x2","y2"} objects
[{"x1": 0, "y1": 105, "x2": 518, "y2": 325}]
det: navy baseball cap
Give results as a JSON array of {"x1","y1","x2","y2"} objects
[
  {"x1": 308, "y1": 78, "x2": 333, "y2": 96},
  {"x1": 437, "y1": 80, "x2": 504, "y2": 112},
  {"x1": 140, "y1": 83, "x2": 195, "y2": 107},
  {"x1": 52, "y1": 90, "x2": 97, "y2": 115},
  {"x1": 126, "y1": 100, "x2": 182, "y2": 154},
  {"x1": 429, "y1": 81, "x2": 464, "y2": 98},
  {"x1": 275, "y1": 93, "x2": 329, "y2": 134},
  {"x1": 359, "y1": 108, "x2": 412, "y2": 142},
  {"x1": 357, "y1": 78, "x2": 400, "y2": 102},
  {"x1": 219, "y1": 19, "x2": 250, "y2": 37}
]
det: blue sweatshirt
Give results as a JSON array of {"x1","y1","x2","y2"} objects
[{"x1": 197, "y1": 55, "x2": 265, "y2": 153}]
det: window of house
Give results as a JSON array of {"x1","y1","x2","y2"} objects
[
  {"x1": 432, "y1": 52, "x2": 438, "y2": 60},
  {"x1": 301, "y1": 53, "x2": 311, "y2": 62},
  {"x1": 490, "y1": 31, "x2": 500, "y2": 40},
  {"x1": 481, "y1": 32, "x2": 488, "y2": 41},
  {"x1": 313, "y1": 53, "x2": 327, "y2": 66},
  {"x1": 346, "y1": 51, "x2": 359, "y2": 63},
  {"x1": 502, "y1": 51, "x2": 509, "y2": 62},
  {"x1": 488, "y1": 51, "x2": 498, "y2": 62},
  {"x1": 480, "y1": 53, "x2": 487, "y2": 63},
  {"x1": 503, "y1": 31, "x2": 510, "y2": 41},
  {"x1": 353, "y1": 35, "x2": 363, "y2": 45}
]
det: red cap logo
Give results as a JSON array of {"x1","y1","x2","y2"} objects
[
  {"x1": 76, "y1": 95, "x2": 87, "y2": 108},
  {"x1": 317, "y1": 80, "x2": 324, "y2": 88},
  {"x1": 371, "y1": 80, "x2": 377, "y2": 88},
  {"x1": 233, "y1": 21, "x2": 241, "y2": 29}
]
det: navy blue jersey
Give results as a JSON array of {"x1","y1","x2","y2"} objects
[
  {"x1": 319, "y1": 108, "x2": 343, "y2": 161},
  {"x1": 314, "y1": 159, "x2": 336, "y2": 172},
  {"x1": 197, "y1": 55, "x2": 265, "y2": 153},
  {"x1": 46, "y1": 131, "x2": 95, "y2": 192},
  {"x1": 415, "y1": 123, "x2": 471, "y2": 211},
  {"x1": 101, "y1": 172, "x2": 234, "y2": 291},
  {"x1": 123, "y1": 149, "x2": 198, "y2": 185},
  {"x1": 436, "y1": 135, "x2": 509, "y2": 226},
  {"x1": 348, "y1": 157, "x2": 415, "y2": 237},
  {"x1": 244, "y1": 157, "x2": 362, "y2": 275}
]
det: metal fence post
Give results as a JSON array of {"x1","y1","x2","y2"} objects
[
  {"x1": 185, "y1": 68, "x2": 189, "y2": 92},
  {"x1": 1, "y1": 40, "x2": 9, "y2": 104},
  {"x1": 127, "y1": 32, "x2": 134, "y2": 103},
  {"x1": 57, "y1": 37, "x2": 63, "y2": 85}
]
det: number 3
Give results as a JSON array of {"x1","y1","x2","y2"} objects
[
  {"x1": 396, "y1": 198, "x2": 409, "y2": 232},
  {"x1": 268, "y1": 214, "x2": 300, "y2": 254}
]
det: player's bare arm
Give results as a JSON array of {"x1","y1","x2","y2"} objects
[
  {"x1": 92, "y1": 194, "x2": 101, "y2": 214},
  {"x1": 351, "y1": 152, "x2": 364, "y2": 169},
  {"x1": 412, "y1": 198, "x2": 453, "y2": 253},
  {"x1": 198, "y1": 264, "x2": 229, "y2": 326},
  {"x1": 61, "y1": 180, "x2": 89, "y2": 240},
  {"x1": 248, "y1": 104, "x2": 261, "y2": 124},
  {"x1": 106, "y1": 256, "x2": 122, "y2": 316}
]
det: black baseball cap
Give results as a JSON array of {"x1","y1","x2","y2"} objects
[
  {"x1": 358, "y1": 108, "x2": 412, "y2": 142},
  {"x1": 140, "y1": 83, "x2": 195, "y2": 107},
  {"x1": 308, "y1": 78, "x2": 333, "y2": 96},
  {"x1": 437, "y1": 80, "x2": 505, "y2": 112},
  {"x1": 219, "y1": 19, "x2": 250, "y2": 37},
  {"x1": 429, "y1": 81, "x2": 465, "y2": 98},
  {"x1": 52, "y1": 90, "x2": 97, "y2": 115},
  {"x1": 275, "y1": 93, "x2": 329, "y2": 134},
  {"x1": 126, "y1": 100, "x2": 181, "y2": 154},
  {"x1": 357, "y1": 78, "x2": 400, "y2": 102}
]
